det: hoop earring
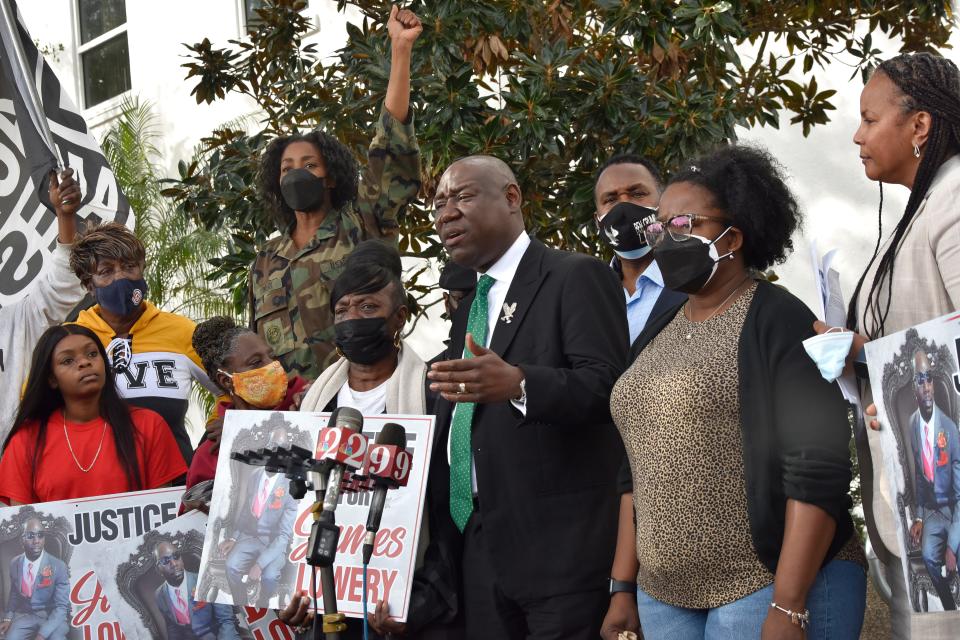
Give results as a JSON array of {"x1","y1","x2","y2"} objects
[
  {"x1": 394, "y1": 331, "x2": 402, "y2": 349},
  {"x1": 913, "y1": 143, "x2": 921, "y2": 158}
]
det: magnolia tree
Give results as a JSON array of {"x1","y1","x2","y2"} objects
[{"x1": 162, "y1": 0, "x2": 954, "y2": 311}]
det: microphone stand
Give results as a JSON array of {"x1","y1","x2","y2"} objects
[{"x1": 308, "y1": 465, "x2": 345, "y2": 639}]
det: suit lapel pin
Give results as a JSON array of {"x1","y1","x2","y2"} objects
[{"x1": 501, "y1": 302, "x2": 517, "y2": 324}]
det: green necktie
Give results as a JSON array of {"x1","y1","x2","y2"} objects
[{"x1": 449, "y1": 274, "x2": 495, "y2": 532}]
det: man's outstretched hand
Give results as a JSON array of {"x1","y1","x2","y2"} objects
[{"x1": 388, "y1": 5, "x2": 422, "y2": 49}]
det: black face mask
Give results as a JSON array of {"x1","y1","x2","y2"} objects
[
  {"x1": 280, "y1": 168, "x2": 327, "y2": 212},
  {"x1": 334, "y1": 317, "x2": 395, "y2": 365},
  {"x1": 597, "y1": 202, "x2": 658, "y2": 260},
  {"x1": 652, "y1": 228, "x2": 732, "y2": 294}
]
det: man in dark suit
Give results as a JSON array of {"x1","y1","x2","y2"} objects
[
  {"x1": 154, "y1": 541, "x2": 240, "y2": 640},
  {"x1": 427, "y1": 155, "x2": 628, "y2": 639},
  {"x1": 0, "y1": 518, "x2": 69, "y2": 640},
  {"x1": 907, "y1": 349, "x2": 960, "y2": 610},
  {"x1": 220, "y1": 427, "x2": 299, "y2": 608},
  {"x1": 593, "y1": 155, "x2": 686, "y2": 639}
]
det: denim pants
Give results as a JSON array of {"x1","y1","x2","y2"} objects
[{"x1": 635, "y1": 559, "x2": 866, "y2": 640}]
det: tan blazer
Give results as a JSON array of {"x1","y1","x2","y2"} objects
[
  {"x1": 857, "y1": 154, "x2": 960, "y2": 637},
  {"x1": 857, "y1": 154, "x2": 960, "y2": 337}
]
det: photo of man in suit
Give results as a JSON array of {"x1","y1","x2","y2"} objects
[
  {"x1": 427, "y1": 155, "x2": 628, "y2": 639},
  {"x1": 0, "y1": 518, "x2": 70, "y2": 640},
  {"x1": 219, "y1": 426, "x2": 299, "y2": 607},
  {"x1": 908, "y1": 348, "x2": 960, "y2": 610},
  {"x1": 154, "y1": 541, "x2": 240, "y2": 640}
]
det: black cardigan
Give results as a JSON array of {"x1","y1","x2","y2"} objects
[{"x1": 617, "y1": 279, "x2": 855, "y2": 574}]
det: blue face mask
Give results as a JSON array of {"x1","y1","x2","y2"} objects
[
  {"x1": 95, "y1": 277, "x2": 148, "y2": 317},
  {"x1": 802, "y1": 327, "x2": 854, "y2": 383}
]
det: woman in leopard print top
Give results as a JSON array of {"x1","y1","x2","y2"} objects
[{"x1": 604, "y1": 146, "x2": 866, "y2": 640}]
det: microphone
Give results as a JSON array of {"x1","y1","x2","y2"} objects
[
  {"x1": 307, "y1": 406, "x2": 368, "y2": 568},
  {"x1": 361, "y1": 423, "x2": 411, "y2": 564}
]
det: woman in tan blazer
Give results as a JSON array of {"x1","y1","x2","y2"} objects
[{"x1": 842, "y1": 52, "x2": 960, "y2": 639}]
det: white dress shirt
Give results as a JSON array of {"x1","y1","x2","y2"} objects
[{"x1": 447, "y1": 231, "x2": 531, "y2": 494}]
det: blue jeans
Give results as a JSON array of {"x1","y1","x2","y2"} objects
[{"x1": 635, "y1": 559, "x2": 866, "y2": 640}]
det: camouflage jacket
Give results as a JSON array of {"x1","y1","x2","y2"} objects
[{"x1": 249, "y1": 106, "x2": 420, "y2": 381}]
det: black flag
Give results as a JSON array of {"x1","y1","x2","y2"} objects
[{"x1": 0, "y1": 0, "x2": 131, "y2": 307}]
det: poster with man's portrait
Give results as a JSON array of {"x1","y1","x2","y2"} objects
[
  {"x1": 865, "y1": 311, "x2": 960, "y2": 612},
  {"x1": 97, "y1": 510, "x2": 294, "y2": 640},
  {"x1": 196, "y1": 410, "x2": 435, "y2": 622},
  {"x1": 0, "y1": 489, "x2": 183, "y2": 639}
]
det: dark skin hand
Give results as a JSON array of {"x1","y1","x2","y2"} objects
[
  {"x1": 370, "y1": 599, "x2": 406, "y2": 636},
  {"x1": 428, "y1": 333, "x2": 524, "y2": 403},
  {"x1": 48, "y1": 168, "x2": 81, "y2": 244},
  {"x1": 600, "y1": 494, "x2": 641, "y2": 640},
  {"x1": 278, "y1": 593, "x2": 406, "y2": 634},
  {"x1": 279, "y1": 591, "x2": 313, "y2": 627}
]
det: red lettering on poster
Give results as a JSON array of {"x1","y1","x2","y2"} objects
[{"x1": 71, "y1": 571, "x2": 111, "y2": 625}]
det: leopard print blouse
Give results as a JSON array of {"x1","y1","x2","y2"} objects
[
  {"x1": 611, "y1": 283, "x2": 774, "y2": 608},
  {"x1": 612, "y1": 281, "x2": 865, "y2": 608}
]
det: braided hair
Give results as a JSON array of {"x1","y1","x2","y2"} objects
[
  {"x1": 192, "y1": 316, "x2": 253, "y2": 381},
  {"x1": 847, "y1": 53, "x2": 960, "y2": 338}
]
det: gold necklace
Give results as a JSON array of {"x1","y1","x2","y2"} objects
[
  {"x1": 684, "y1": 276, "x2": 751, "y2": 340},
  {"x1": 63, "y1": 412, "x2": 108, "y2": 473}
]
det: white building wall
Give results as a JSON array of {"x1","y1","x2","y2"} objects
[{"x1": 18, "y1": 0, "x2": 359, "y2": 177}]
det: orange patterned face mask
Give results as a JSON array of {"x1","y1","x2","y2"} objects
[{"x1": 220, "y1": 360, "x2": 288, "y2": 409}]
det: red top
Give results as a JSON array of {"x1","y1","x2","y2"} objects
[
  {"x1": 0, "y1": 407, "x2": 187, "y2": 505},
  {"x1": 185, "y1": 376, "x2": 308, "y2": 491}
]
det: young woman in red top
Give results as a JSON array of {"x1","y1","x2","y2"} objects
[{"x1": 0, "y1": 324, "x2": 186, "y2": 505}]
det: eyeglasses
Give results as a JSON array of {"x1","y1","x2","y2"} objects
[
  {"x1": 915, "y1": 371, "x2": 933, "y2": 386},
  {"x1": 643, "y1": 214, "x2": 729, "y2": 247},
  {"x1": 158, "y1": 550, "x2": 182, "y2": 566},
  {"x1": 22, "y1": 532, "x2": 45, "y2": 541}
]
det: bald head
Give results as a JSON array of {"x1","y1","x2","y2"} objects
[
  {"x1": 448, "y1": 155, "x2": 518, "y2": 187},
  {"x1": 434, "y1": 155, "x2": 526, "y2": 272},
  {"x1": 22, "y1": 517, "x2": 45, "y2": 559}
]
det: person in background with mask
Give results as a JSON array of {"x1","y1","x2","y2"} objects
[
  {"x1": 183, "y1": 316, "x2": 309, "y2": 499},
  {"x1": 438, "y1": 261, "x2": 476, "y2": 325},
  {"x1": 612, "y1": 145, "x2": 866, "y2": 639},
  {"x1": 251, "y1": 5, "x2": 422, "y2": 382},
  {"x1": 595, "y1": 154, "x2": 687, "y2": 640},
  {"x1": 70, "y1": 223, "x2": 221, "y2": 467},
  {"x1": 282, "y1": 240, "x2": 463, "y2": 639},
  {"x1": 594, "y1": 154, "x2": 686, "y2": 344}
]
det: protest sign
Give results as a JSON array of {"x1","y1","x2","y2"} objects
[
  {"x1": 865, "y1": 310, "x2": 960, "y2": 612},
  {"x1": 0, "y1": 488, "x2": 182, "y2": 639},
  {"x1": 196, "y1": 410, "x2": 435, "y2": 621},
  {"x1": 94, "y1": 510, "x2": 294, "y2": 640}
]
